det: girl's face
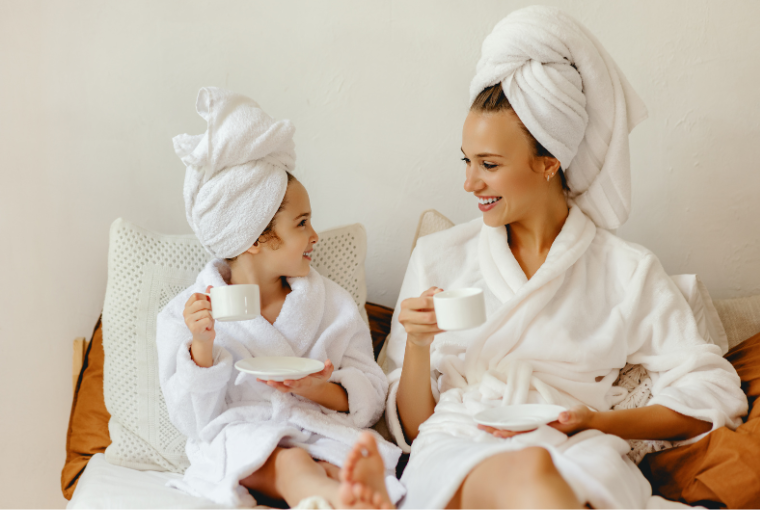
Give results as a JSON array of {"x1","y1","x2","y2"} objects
[
  {"x1": 260, "y1": 179, "x2": 319, "y2": 278},
  {"x1": 461, "y1": 109, "x2": 560, "y2": 227}
]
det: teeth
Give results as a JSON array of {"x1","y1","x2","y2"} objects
[{"x1": 477, "y1": 197, "x2": 501, "y2": 205}]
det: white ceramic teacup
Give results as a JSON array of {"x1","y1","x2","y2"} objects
[
  {"x1": 433, "y1": 287, "x2": 487, "y2": 331},
  {"x1": 203, "y1": 284, "x2": 261, "y2": 322}
]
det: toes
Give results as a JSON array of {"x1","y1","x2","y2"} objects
[
  {"x1": 341, "y1": 453, "x2": 358, "y2": 482},
  {"x1": 338, "y1": 481, "x2": 356, "y2": 506},
  {"x1": 361, "y1": 484, "x2": 374, "y2": 503}
]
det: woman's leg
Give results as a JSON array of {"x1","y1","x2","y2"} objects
[
  {"x1": 240, "y1": 446, "x2": 343, "y2": 507},
  {"x1": 445, "y1": 447, "x2": 582, "y2": 509}
]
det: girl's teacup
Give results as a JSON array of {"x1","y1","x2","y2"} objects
[
  {"x1": 433, "y1": 287, "x2": 487, "y2": 331},
  {"x1": 204, "y1": 284, "x2": 261, "y2": 322}
]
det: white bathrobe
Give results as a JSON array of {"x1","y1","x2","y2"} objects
[
  {"x1": 157, "y1": 260, "x2": 403, "y2": 507},
  {"x1": 384, "y1": 207, "x2": 747, "y2": 509}
]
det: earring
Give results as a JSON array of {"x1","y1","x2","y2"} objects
[{"x1": 546, "y1": 174, "x2": 551, "y2": 182}]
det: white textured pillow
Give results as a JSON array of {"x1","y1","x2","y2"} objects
[{"x1": 102, "y1": 218, "x2": 368, "y2": 472}]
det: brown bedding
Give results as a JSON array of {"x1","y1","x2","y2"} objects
[
  {"x1": 61, "y1": 317, "x2": 111, "y2": 500},
  {"x1": 640, "y1": 332, "x2": 760, "y2": 508}
]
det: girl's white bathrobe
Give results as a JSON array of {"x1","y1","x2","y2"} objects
[
  {"x1": 384, "y1": 206, "x2": 747, "y2": 509},
  {"x1": 157, "y1": 260, "x2": 404, "y2": 507}
]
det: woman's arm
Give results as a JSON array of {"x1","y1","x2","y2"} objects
[
  {"x1": 481, "y1": 403, "x2": 711, "y2": 442},
  {"x1": 396, "y1": 287, "x2": 444, "y2": 441},
  {"x1": 552, "y1": 404, "x2": 712, "y2": 441}
]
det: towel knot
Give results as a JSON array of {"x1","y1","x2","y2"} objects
[
  {"x1": 173, "y1": 87, "x2": 296, "y2": 182},
  {"x1": 173, "y1": 87, "x2": 295, "y2": 259}
]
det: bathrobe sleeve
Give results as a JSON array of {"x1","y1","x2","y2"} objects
[
  {"x1": 319, "y1": 276, "x2": 389, "y2": 429},
  {"x1": 383, "y1": 247, "x2": 441, "y2": 453},
  {"x1": 624, "y1": 252, "x2": 748, "y2": 440},
  {"x1": 329, "y1": 317, "x2": 389, "y2": 429},
  {"x1": 156, "y1": 290, "x2": 233, "y2": 441}
]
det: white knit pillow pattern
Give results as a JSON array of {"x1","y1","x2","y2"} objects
[{"x1": 102, "y1": 218, "x2": 368, "y2": 472}]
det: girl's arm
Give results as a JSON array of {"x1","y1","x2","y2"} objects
[
  {"x1": 396, "y1": 287, "x2": 444, "y2": 441},
  {"x1": 157, "y1": 288, "x2": 233, "y2": 440}
]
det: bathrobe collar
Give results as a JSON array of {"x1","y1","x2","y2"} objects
[
  {"x1": 464, "y1": 206, "x2": 596, "y2": 385},
  {"x1": 202, "y1": 260, "x2": 325, "y2": 357},
  {"x1": 478, "y1": 205, "x2": 596, "y2": 303}
]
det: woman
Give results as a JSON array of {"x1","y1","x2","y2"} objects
[{"x1": 382, "y1": 6, "x2": 747, "y2": 509}]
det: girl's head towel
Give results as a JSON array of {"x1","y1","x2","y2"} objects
[
  {"x1": 469, "y1": 6, "x2": 648, "y2": 230},
  {"x1": 173, "y1": 87, "x2": 295, "y2": 259}
]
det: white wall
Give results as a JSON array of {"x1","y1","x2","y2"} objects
[{"x1": 2, "y1": 0, "x2": 759, "y2": 507}]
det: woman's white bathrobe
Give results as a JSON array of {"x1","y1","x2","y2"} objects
[
  {"x1": 384, "y1": 206, "x2": 747, "y2": 509},
  {"x1": 157, "y1": 260, "x2": 403, "y2": 507}
]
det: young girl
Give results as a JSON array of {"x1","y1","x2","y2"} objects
[{"x1": 157, "y1": 87, "x2": 401, "y2": 509}]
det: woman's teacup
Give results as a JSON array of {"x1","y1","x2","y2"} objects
[
  {"x1": 203, "y1": 284, "x2": 260, "y2": 322},
  {"x1": 433, "y1": 287, "x2": 487, "y2": 331}
]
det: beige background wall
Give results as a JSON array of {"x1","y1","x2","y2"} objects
[{"x1": 2, "y1": 0, "x2": 759, "y2": 507}]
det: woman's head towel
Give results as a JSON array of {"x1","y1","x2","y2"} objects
[
  {"x1": 173, "y1": 87, "x2": 296, "y2": 259},
  {"x1": 470, "y1": 6, "x2": 648, "y2": 230}
]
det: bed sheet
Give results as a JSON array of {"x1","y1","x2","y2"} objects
[
  {"x1": 68, "y1": 453, "x2": 689, "y2": 509},
  {"x1": 67, "y1": 453, "x2": 224, "y2": 509}
]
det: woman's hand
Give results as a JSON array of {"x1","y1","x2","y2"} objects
[
  {"x1": 548, "y1": 405, "x2": 595, "y2": 435},
  {"x1": 399, "y1": 287, "x2": 445, "y2": 347},
  {"x1": 184, "y1": 285, "x2": 215, "y2": 367},
  {"x1": 259, "y1": 359, "x2": 335, "y2": 398},
  {"x1": 478, "y1": 405, "x2": 596, "y2": 439}
]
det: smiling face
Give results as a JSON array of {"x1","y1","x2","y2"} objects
[
  {"x1": 257, "y1": 179, "x2": 319, "y2": 278},
  {"x1": 462, "y1": 109, "x2": 563, "y2": 228}
]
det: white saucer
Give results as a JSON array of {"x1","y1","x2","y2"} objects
[
  {"x1": 234, "y1": 357, "x2": 325, "y2": 382},
  {"x1": 473, "y1": 404, "x2": 566, "y2": 431}
]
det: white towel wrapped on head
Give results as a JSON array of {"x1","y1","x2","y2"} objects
[
  {"x1": 173, "y1": 87, "x2": 295, "y2": 259},
  {"x1": 469, "y1": 6, "x2": 648, "y2": 230}
]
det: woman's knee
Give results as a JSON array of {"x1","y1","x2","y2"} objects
[
  {"x1": 458, "y1": 448, "x2": 563, "y2": 507},
  {"x1": 511, "y1": 446, "x2": 557, "y2": 477},
  {"x1": 474, "y1": 447, "x2": 557, "y2": 483}
]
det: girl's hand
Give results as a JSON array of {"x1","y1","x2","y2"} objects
[
  {"x1": 548, "y1": 405, "x2": 595, "y2": 435},
  {"x1": 259, "y1": 359, "x2": 335, "y2": 399},
  {"x1": 184, "y1": 285, "x2": 215, "y2": 345},
  {"x1": 399, "y1": 287, "x2": 445, "y2": 347},
  {"x1": 477, "y1": 424, "x2": 535, "y2": 439}
]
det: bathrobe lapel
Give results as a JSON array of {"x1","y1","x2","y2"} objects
[
  {"x1": 464, "y1": 207, "x2": 596, "y2": 388},
  {"x1": 212, "y1": 266, "x2": 326, "y2": 359},
  {"x1": 271, "y1": 269, "x2": 325, "y2": 358}
]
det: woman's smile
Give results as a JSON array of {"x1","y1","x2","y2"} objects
[
  {"x1": 303, "y1": 249, "x2": 313, "y2": 261},
  {"x1": 477, "y1": 195, "x2": 502, "y2": 212}
]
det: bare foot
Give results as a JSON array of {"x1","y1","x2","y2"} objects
[{"x1": 338, "y1": 432, "x2": 394, "y2": 509}]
